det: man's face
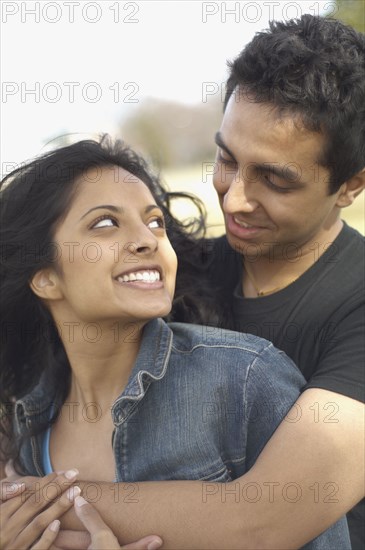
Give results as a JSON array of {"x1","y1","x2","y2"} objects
[{"x1": 213, "y1": 93, "x2": 345, "y2": 260}]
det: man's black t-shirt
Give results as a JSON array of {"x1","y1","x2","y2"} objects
[
  {"x1": 204, "y1": 222, "x2": 365, "y2": 549},
  {"x1": 206, "y1": 223, "x2": 364, "y2": 402}
]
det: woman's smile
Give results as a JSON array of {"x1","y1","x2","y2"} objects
[{"x1": 114, "y1": 266, "x2": 164, "y2": 289}]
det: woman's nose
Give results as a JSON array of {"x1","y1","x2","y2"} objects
[{"x1": 124, "y1": 228, "x2": 158, "y2": 257}]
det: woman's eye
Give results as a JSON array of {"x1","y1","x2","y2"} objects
[
  {"x1": 148, "y1": 217, "x2": 165, "y2": 230},
  {"x1": 91, "y1": 216, "x2": 118, "y2": 229}
]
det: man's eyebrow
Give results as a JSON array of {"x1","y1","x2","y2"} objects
[
  {"x1": 80, "y1": 204, "x2": 161, "y2": 221},
  {"x1": 214, "y1": 132, "x2": 236, "y2": 158},
  {"x1": 257, "y1": 163, "x2": 302, "y2": 183},
  {"x1": 215, "y1": 132, "x2": 302, "y2": 184}
]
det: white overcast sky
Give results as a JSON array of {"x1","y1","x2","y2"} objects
[{"x1": 1, "y1": 1, "x2": 333, "y2": 171}]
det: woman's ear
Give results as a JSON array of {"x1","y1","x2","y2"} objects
[
  {"x1": 30, "y1": 269, "x2": 63, "y2": 301},
  {"x1": 336, "y1": 168, "x2": 365, "y2": 208}
]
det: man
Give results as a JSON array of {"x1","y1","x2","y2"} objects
[
  {"x1": 202, "y1": 13, "x2": 365, "y2": 548},
  {"x1": 5, "y1": 14, "x2": 365, "y2": 550}
]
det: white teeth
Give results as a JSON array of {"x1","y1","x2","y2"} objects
[
  {"x1": 117, "y1": 270, "x2": 161, "y2": 284},
  {"x1": 234, "y1": 216, "x2": 251, "y2": 228}
]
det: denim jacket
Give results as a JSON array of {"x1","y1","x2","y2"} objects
[{"x1": 14, "y1": 318, "x2": 350, "y2": 549}]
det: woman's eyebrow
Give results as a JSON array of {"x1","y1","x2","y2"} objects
[
  {"x1": 144, "y1": 204, "x2": 162, "y2": 214},
  {"x1": 80, "y1": 203, "x2": 161, "y2": 221},
  {"x1": 80, "y1": 205, "x2": 122, "y2": 221}
]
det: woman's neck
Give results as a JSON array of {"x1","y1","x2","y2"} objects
[{"x1": 56, "y1": 318, "x2": 145, "y2": 410}]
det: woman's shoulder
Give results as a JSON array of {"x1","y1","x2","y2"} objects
[
  {"x1": 168, "y1": 321, "x2": 285, "y2": 361},
  {"x1": 166, "y1": 321, "x2": 305, "y2": 394}
]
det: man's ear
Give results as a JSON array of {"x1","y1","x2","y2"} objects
[
  {"x1": 30, "y1": 269, "x2": 63, "y2": 301},
  {"x1": 336, "y1": 168, "x2": 365, "y2": 208}
]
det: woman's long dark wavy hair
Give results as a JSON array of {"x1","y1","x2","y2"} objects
[{"x1": 0, "y1": 135, "x2": 224, "y2": 470}]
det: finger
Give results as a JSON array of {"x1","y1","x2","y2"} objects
[
  {"x1": 15, "y1": 486, "x2": 82, "y2": 548},
  {"x1": 6, "y1": 468, "x2": 79, "y2": 495},
  {"x1": 121, "y1": 536, "x2": 163, "y2": 550},
  {"x1": 18, "y1": 469, "x2": 80, "y2": 517},
  {"x1": 0, "y1": 480, "x2": 26, "y2": 501},
  {"x1": 0, "y1": 494, "x2": 31, "y2": 547},
  {"x1": 74, "y1": 496, "x2": 121, "y2": 549},
  {"x1": 30, "y1": 520, "x2": 60, "y2": 550},
  {"x1": 54, "y1": 529, "x2": 91, "y2": 550},
  {"x1": 74, "y1": 497, "x2": 163, "y2": 550},
  {"x1": 74, "y1": 496, "x2": 112, "y2": 534}
]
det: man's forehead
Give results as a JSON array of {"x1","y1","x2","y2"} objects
[{"x1": 222, "y1": 94, "x2": 320, "y2": 147}]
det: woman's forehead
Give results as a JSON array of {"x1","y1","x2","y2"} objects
[{"x1": 72, "y1": 165, "x2": 154, "y2": 206}]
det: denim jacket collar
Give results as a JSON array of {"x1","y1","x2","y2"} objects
[
  {"x1": 111, "y1": 318, "x2": 173, "y2": 424},
  {"x1": 16, "y1": 318, "x2": 173, "y2": 425}
]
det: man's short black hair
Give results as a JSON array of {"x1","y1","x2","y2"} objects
[{"x1": 224, "y1": 15, "x2": 365, "y2": 193}]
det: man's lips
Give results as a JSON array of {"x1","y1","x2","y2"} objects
[
  {"x1": 232, "y1": 216, "x2": 263, "y2": 229},
  {"x1": 226, "y1": 214, "x2": 268, "y2": 238}
]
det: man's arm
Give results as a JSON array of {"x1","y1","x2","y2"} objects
[{"x1": 61, "y1": 388, "x2": 364, "y2": 549}]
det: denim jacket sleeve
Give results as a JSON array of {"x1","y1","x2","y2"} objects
[{"x1": 244, "y1": 343, "x2": 304, "y2": 469}]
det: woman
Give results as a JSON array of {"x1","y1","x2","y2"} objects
[{"x1": 0, "y1": 137, "x2": 350, "y2": 549}]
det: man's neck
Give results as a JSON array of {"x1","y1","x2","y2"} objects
[{"x1": 241, "y1": 220, "x2": 343, "y2": 298}]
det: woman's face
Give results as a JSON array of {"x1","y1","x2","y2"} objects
[{"x1": 46, "y1": 165, "x2": 177, "y2": 327}]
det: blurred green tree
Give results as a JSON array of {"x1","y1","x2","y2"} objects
[{"x1": 331, "y1": 0, "x2": 364, "y2": 32}]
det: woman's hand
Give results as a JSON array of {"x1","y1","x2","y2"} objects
[
  {"x1": 74, "y1": 495, "x2": 163, "y2": 550},
  {"x1": 0, "y1": 470, "x2": 80, "y2": 549},
  {"x1": 1, "y1": 467, "x2": 163, "y2": 550}
]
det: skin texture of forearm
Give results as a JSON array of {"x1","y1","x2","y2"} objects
[{"x1": 60, "y1": 389, "x2": 365, "y2": 549}]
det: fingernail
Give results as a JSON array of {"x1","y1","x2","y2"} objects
[
  {"x1": 147, "y1": 540, "x2": 163, "y2": 550},
  {"x1": 49, "y1": 520, "x2": 60, "y2": 533},
  {"x1": 8, "y1": 482, "x2": 25, "y2": 492},
  {"x1": 75, "y1": 495, "x2": 88, "y2": 507},
  {"x1": 64, "y1": 468, "x2": 79, "y2": 480},
  {"x1": 66, "y1": 485, "x2": 81, "y2": 502}
]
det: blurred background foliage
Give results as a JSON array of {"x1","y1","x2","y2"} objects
[
  {"x1": 332, "y1": 0, "x2": 364, "y2": 32},
  {"x1": 119, "y1": 1, "x2": 364, "y2": 236}
]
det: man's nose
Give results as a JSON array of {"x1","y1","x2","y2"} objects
[{"x1": 222, "y1": 171, "x2": 259, "y2": 214}]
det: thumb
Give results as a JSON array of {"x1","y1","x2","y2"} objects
[
  {"x1": 74, "y1": 496, "x2": 121, "y2": 549},
  {"x1": 74, "y1": 496, "x2": 163, "y2": 550}
]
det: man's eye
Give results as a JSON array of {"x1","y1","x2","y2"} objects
[
  {"x1": 263, "y1": 175, "x2": 289, "y2": 193},
  {"x1": 91, "y1": 216, "x2": 118, "y2": 229},
  {"x1": 217, "y1": 152, "x2": 236, "y2": 165},
  {"x1": 148, "y1": 217, "x2": 165, "y2": 230}
]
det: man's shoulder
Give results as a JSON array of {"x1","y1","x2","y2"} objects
[
  {"x1": 336, "y1": 223, "x2": 364, "y2": 259},
  {"x1": 307, "y1": 223, "x2": 364, "y2": 296}
]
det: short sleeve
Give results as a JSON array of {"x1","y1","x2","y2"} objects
[
  {"x1": 304, "y1": 302, "x2": 365, "y2": 403},
  {"x1": 244, "y1": 343, "x2": 305, "y2": 470}
]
